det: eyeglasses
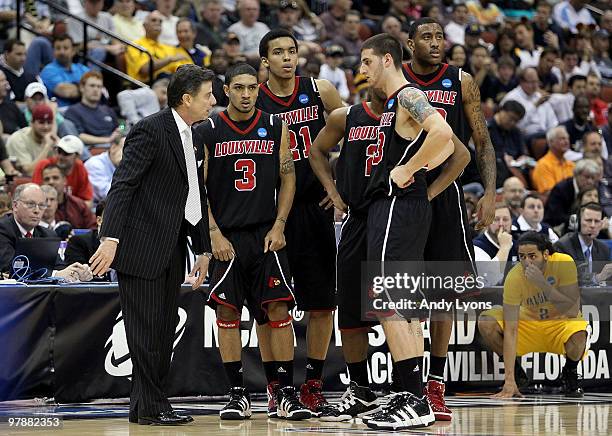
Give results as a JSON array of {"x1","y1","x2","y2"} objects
[{"x1": 19, "y1": 201, "x2": 48, "y2": 210}]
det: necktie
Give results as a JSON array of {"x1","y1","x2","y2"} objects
[
  {"x1": 25, "y1": 231, "x2": 32, "y2": 238},
  {"x1": 182, "y1": 127, "x2": 202, "y2": 226},
  {"x1": 585, "y1": 247, "x2": 592, "y2": 273}
]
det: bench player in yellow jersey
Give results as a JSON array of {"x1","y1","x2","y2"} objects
[{"x1": 478, "y1": 231, "x2": 588, "y2": 398}]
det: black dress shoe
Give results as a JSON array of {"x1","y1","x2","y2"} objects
[
  {"x1": 170, "y1": 411, "x2": 194, "y2": 423},
  {"x1": 138, "y1": 411, "x2": 192, "y2": 425},
  {"x1": 129, "y1": 414, "x2": 138, "y2": 424}
]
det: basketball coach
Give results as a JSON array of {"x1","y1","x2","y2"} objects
[{"x1": 90, "y1": 65, "x2": 216, "y2": 425}]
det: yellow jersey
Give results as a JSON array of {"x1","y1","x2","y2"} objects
[{"x1": 503, "y1": 252, "x2": 578, "y2": 320}]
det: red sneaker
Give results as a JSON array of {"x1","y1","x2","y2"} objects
[
  {"x1": 424, "y1": 380, "x2": 452, "y2": 421},
  {"x1": 299, "y1": 379, "x2": 336, "y2": 418},
  {"x1": 267, "y1": 381, "x2": 279, "y2": 418}
]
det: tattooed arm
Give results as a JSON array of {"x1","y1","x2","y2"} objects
[
  {"x1": 309, "y1": 107, "x2": 349, "y2": 212},
  {"x1": 265, "y1": 122, "x2": 296, "y2": 252},
  {"x1": 462, "y1": 71, "x2": 496, "y2": 229},
  {"x1": 391, "y1": 86, "x2": 453, "y2": 188}
]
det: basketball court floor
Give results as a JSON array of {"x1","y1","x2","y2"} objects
[{"x1": 1, "y1": 393, "x2": 611, "y2": 435}]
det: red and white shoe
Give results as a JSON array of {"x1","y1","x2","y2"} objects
[
  {"x1": 299, "y1": 379, "x2": 336, "y2": 418},
  {"x1": 267, "y1": 381, "x2": 280, "y2": 418},
  {"x1": 424, "y1": 379, "x2": 452, "y2": 421}
]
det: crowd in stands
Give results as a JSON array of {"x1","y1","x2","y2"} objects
[{"x1": 0, "y1": 0, "x2": 611, "y2": 285}]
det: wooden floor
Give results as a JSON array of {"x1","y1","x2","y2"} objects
[{"x1": 1, "y1": 395, "x2": 611, "y2": 435}]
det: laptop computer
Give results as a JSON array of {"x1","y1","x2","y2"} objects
[{"x1": 11, "y1": 238, "x2": 61, "y2": 280}]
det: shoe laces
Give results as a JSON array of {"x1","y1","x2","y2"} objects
[
  {"x1": 281, "y1": 387, "x2": 304, "y2": 408},
  {"x1": 337, "y1": 386, "x2": 357, "y2": 410},
  {"x1": 227, "y1": 388, "x2": 247, "y2": 407}
]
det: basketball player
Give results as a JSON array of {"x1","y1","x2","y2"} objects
[
  {"x1": 403, "y1": 17, "x2": 497, "y2": 421},
  {"x1": 195, "y1": 63, "x2": 310, "y2": 421},
  {"x1": 358, "y1": 34, "x2": 461, "y2": 430},
  {"x1": 478, "y1": 232, "x2": 588, "y2": 399},
  {"x1": 255, "y1": 29, "x2": 344, "y2": 417}
]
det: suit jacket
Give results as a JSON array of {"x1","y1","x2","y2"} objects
[
  {"x1": 0, "y1": 214, "x2": 58, "y2": 272},
  {"x1": 553, "y1": 232, "x2": 610, "y2": 275},
  {"x1": 65, "y1": 229, "x2": 100, "y2": 265},
  {"x1": 544, "y1": 178, "x2": 575, "y2": 227},
  {"x1": 100, "y1": 107, "x2": 211, "y2": 279}
]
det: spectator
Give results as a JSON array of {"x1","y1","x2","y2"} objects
[
  {"x1": 381, "y1": 15, "x2": 411, "y2": 61},
  {"x1": 536, "y1": 47, "x2": 561, "y2": 93},
  {"x1": 501, "y1": 68, "x2": 558, "y2": 138},
  {"x1": 552, "y1": 48, "x2": 591, "y2": 91},
  {"x1": 276, "y1": 0, "x2": 320, "y2": 44},
  {"x1": 117, "y1": 80, "x2": 164, "y2": 126},
  {"x1": 227, "y1": 0, "x2": 271, "y2": 60},
  {"x1": 318, "y1": 45, "x2": 349, "y2": 102},
  {"x1": 0, "y1": 39, "x2": 39, "y2": 102},
  {"x1": 112, "y1": 0, "x2": 145, "y2": 42},
  {"x1": 23, "y1": 82, "x2": 79, "y2": 139},
  {"x1": 491, "y1": 27, "x2": 520, "y2": 67},
  {"x1": 320, "y1": 0, "x2": 352, "y2": 40},
  {"x1": 329, "y1": 9, "x2": 363, "y2": 69},
  {"x1": 446, "y1": 44, "x2": 467, "y2": 69},
  {"x1": 64, "y1": 71, "x2": 121, "y2": 149},
  {"x1": 221, "y1": 32, "x2": 248, "y2": 67},
  {"x1": 39, "y1": 184, "x2": 59, "y2": 232},
  {"x1": 126, "y1": 10, "x2": 191, "y2": 83},
  {"x1": 532, "y1": 126, "x2": 574, "y2": 194},
  {"x1": 502, "y1": 176, "x2": 526, "y2": 220},
  {"x1": 444, "y1": 3, "x2": 469, "y2": 46},
  {"x1": 561, "y1": 95, "x2": 598, "y2": 154},
  {"x1": 512, "y1": 193, "x2": 559, "y2": 243},
  {"x1": 545, "y1": 158, "x2": 602, "y2": 227},
  {"x1": 603, "y1": 11, "x2": 612, "y2": 34},
  {"x1": 485, "y1": 56, "x2": 518, "y2": 105},
  {"x1": 6, "y1": 104, "x2": 56, "y2": 176},
  {"x1": 0, "y1": 70, "x2": 27, "y2": 139},
  {"x1": 582, "y1": 131, "x2": 610, "y2": 178},
  {"x1": 32, "y1": 135, "x2": 94, "y2": 206},
  {"x1": 473, "y1": 204, "x2": 518, "y2": 287},
  {"x1": 64, "y1": 200, "x2": 106, "y2": 269},
  {"x1": 289, "y1": 0, "x2": 325, "y2": 44},
  {"x1": 554, "y1": 202, "x2": 609, "y2": 283},
  {"x1": 67, "y1": 0, "x2": 125, "y2": 64},
  {"x1": 591, "y1": 29, "x2": 611, "y2": 86},
  {"x1": 464, "y1": 24, "x2": 490, "y2": 54},
  {"x1": 0, "y1": 183, "x2": 95, "y2": 282},
  {"x1": 553, "y1": 0, "x2": 595, "y2": 34},
  {"x1": 585, "y1": 73, "x2": 608, "y2": 127},
  {"x1": 546, "y1": 74, "x2": 586, "y2": 125},
  {"x1": 0, "y1": 191, "x2": 10, "y2": 216},
  {"x1": 176, "y1": 18, "x2": 211, "y2": 67},
  {"x1": 466, "y1": 0, "x2": 504, "y2": 27},
  {"x1": 195, "y1": 0, "x2": 232, "y2": 51},
  {"x1": 388, "y1": 0, "x2": 413, "y2": 32},
  {"x1": 40, "y1": 164, "x2": 96, "y2": 230},
  {"x1": 0, "y1": 135, "x2": 19, "y2": 181},
  {"x1": 563, "y1": 186, "x2": 602, "y2": 235},
  {"x1": 514, "y1": 22, "x2": 543, "y2": 70},
  {"x1": 532, "y1": 0, "x2": 564, "y2": 50},
  {"x1": 464, "y1": 45, "x2": 494, "y2": 97},
  {"x1": 488, "y1": 100, "x2": 528, "y2": 186},
  {"x1": 39, "y1": 35, "x2": 90, "y2": 107},
  {"x1": 84, "y1": 137, "x2": 124, "y2": 203},
  {"x1": 136, "y1": 0, "x2": 180, "y2": 46}
]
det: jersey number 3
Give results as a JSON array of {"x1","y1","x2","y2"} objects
[
  {"x1": 235, "y1": 159, "x2": 256, "y2": 191},
  {"x1": 365, "y1": 131, "x2": 386, "y2": 176}
]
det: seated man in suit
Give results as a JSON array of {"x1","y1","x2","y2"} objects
[
  {"x1": 554, "y1": 202, "x2": 611, "y2": 285},
  {"x1": 512, "y1": 194, "x2": 559, "y2": 243},
  {"x1": 544, "y1": 159, "x2": 602, "y2": 228},
  {"x1": 0, "y1": 183, "x2": 93, "y2": 281}
]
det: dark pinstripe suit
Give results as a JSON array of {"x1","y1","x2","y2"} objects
[{"x1": 100, "y1": 108, "x2": 211, "y2": 418}]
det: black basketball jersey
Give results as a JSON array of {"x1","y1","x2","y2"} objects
[
  {"x1": 195, "y1": 109, "x2": 283, "y2": 231},
  {"x1": 336, "y1": 101, "x2": 381, "y2": 215},
  {"x1": 364, "y1": 84, "x2": 429, "y2": 201},
  {"x1": 256, "y1": 76, "x2": 327, "y2": 202},
  {"x1": 402, "y1": 63, "x2": 472, "y2": 182}
]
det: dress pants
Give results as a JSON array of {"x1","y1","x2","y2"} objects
[{"x1": 117, "y1": 227, "x2": 186, "y2": 418}]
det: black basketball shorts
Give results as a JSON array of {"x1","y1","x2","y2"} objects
[
  {"x1": 285, "y1": 201, "x2": 337, "y2": 311},
  {"x1": 206, "y1": 224, "x2": 294, "y2": 325},
  {"x1": 337, "y1": 212, "x2": 378, "y2": 330}
]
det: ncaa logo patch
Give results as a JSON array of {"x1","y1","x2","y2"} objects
[
  {"x1": 257, "y1": 127, "x2": 267, "y2": 137},
  {"x1": 442, "y1": 79, "x2": 452, "y2": 88},
  {"x1": 387, "y1": 98, "x2": 395, "y2": 109},
  {"x1": 299, "y1": 93, "x2": 309, "y2": 104},
  {"x1": 547, "y1": 276, "x2": 556, "y2": 285}
]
